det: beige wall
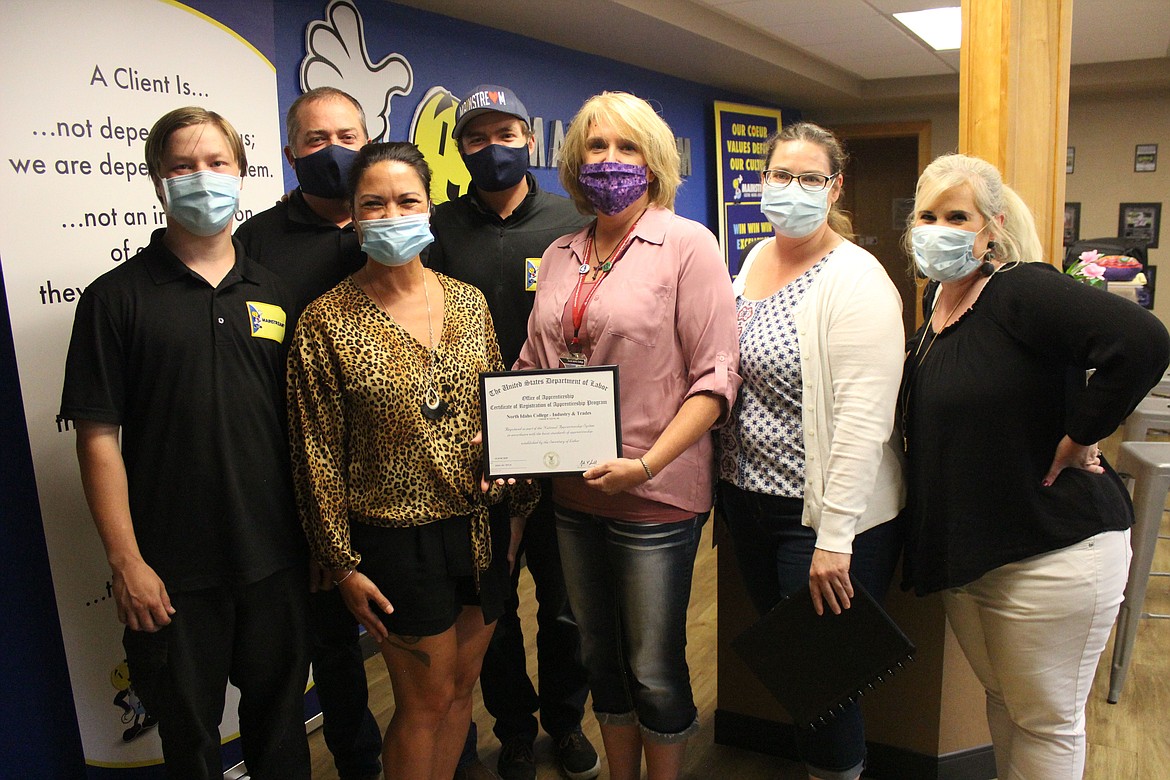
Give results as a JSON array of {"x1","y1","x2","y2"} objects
[
  {"x1": 815, "y1": 90, "x2": 1170, "y2": 327},
  {"x1": 812, "y1": 102, "x2": 961, "y2": 161},
  {"x1": 1067, "y1": 92, "x2": 1170, "y2": 325}
]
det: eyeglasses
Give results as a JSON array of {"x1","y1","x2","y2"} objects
[{"x1": 761, "y1": 169, "x2": 840, "y2": 191}]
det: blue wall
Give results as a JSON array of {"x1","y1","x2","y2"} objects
[{"x1": 273, "y1": 0, "x2": 781, "y2": 226}]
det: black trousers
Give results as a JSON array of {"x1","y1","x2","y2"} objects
[
  {"x1": 309, "y1": 588, "x2": 382, "y2": 779},
  {"x1": 123, "y1": 566, "x2": 311, "y2": 780},
  {"x1": 479, "y1": 488, "x2": 590, "y2": 743}
]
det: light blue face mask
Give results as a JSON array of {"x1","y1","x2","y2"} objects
[
  {"x1": 359, "y1": 213, "x2": 434, "y2": 266},
  {"x1": 911, "y1": 224, "x2": 986, "y2": 282},
  {"x1": 162, "y1": 170, "x2": 241, "y2": 236},
  {"x1": 760, "y1": 182, "x2": 831, "y2": 238}
]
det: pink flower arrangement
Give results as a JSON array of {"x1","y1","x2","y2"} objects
[{"x1": 1065, "y1": 250, "x2": 1107, "y2": 287}]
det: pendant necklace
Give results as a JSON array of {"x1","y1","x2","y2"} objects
[
  {"x1": 568, "y1": 209, "x2": 646, "y2": 358},
  {"x1": 366, "y1": 268, "x2": 447, "y2": 421},
  {"x1": 901, "y1": 267, "x2": 1004, "y2": 450},
  {"x1": 418, "y1": 268, "x2": 447, "y2": 420},
  {"x1": 578, "y1": 209, "x2": 645, "y2": 280}
]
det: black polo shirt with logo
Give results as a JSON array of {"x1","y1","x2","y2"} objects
[
  {"x1": 60, "y1": 228, "x2": 304, "y2": 593},
  {"x1": 234, "y1": 189, "x2": 364, "y2": 313},
  {"x1": 427, "y1": 174, "x2": 590, "y2": 367}
]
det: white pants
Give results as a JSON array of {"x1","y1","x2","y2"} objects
[{"x1": 943, "y1": 530, "x2": 1129, "y2": 780}]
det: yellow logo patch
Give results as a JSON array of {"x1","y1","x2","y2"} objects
[
  {"x1": 525, "y1": 257, "x2": 541, "y2": 291},
  {"x1": 246, "y1": 301, "x2": 286, "y2": 343}
]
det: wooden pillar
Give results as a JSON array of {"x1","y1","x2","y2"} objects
[{"x1": 960, "y1": 0, "x2": 1074, "y2": 265}]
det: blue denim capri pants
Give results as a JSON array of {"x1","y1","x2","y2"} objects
[{"x1": 554, "y1": 507, "x2": 705, "y2": 743}]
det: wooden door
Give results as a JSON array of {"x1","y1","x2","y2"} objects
[{"x1": 837, "y1": 134, "x2": 921, "y2": 337}]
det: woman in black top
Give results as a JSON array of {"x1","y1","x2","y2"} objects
[{"x1": 901, "y1": 153, "x2": 1169, "y2": 779}]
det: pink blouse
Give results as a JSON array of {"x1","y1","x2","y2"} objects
[{"x1": 515, "y1": 206, "x2": 740, "y2": 520}]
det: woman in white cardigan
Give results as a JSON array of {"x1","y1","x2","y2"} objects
[{"x1": 716, "y1": 122, "x2": 905, "y2": 780}]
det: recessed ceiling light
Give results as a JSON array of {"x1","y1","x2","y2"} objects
[{"x1": 894, "y1": 6, "x2": 962, "y2": 51}]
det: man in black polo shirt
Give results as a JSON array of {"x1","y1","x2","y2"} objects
[
  {"x1": 60, "y1": 107, "x2": 310, "y2": 778},
  {"x1": 235, "y1": 87, "x2": 381, "y2": 780},
  {"x1": 429, "y1": 85, "x2": 597, "y2": 780}
]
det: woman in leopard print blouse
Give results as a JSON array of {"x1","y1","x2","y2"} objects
[{"x1": 287, "y1": 141, "x2": 537, "y2": 779}]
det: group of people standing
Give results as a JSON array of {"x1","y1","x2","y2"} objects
[{"x1": 59, "y1": 78, "x2": 1167, "y2": 780}]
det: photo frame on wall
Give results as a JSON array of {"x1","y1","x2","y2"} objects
[
  {"x1": 1063, "y1": 202, "x2": 1080, "y2": 246},
  {"x1": 1118, "y1": 202, "x2": 1161, "y2": 249},
  {"x1": 1135, "y1": 144, "x2": 1158, "y2": 173}
]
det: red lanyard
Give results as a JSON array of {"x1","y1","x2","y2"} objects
[{"x1": 569, "y1": 215, "x2": 642, "y2": 349}]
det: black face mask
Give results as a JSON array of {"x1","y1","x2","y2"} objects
[
  {"x1": 462, "y1": 143, "x2": 529, "y2": 192},
  {"x1": 295, "y1": 144, "x2": 359, "y2": 199}
]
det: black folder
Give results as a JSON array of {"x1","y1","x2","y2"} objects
[{"x1": 730, "y1": 580, "x2": 916, "y2": 730}]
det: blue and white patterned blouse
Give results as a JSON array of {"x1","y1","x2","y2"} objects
[{"x1": 719, "y1": 256, "x2": 829, "y2": 497}]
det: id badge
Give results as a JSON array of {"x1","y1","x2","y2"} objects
[{"x1": 559, "y1": 352, "x2": 587, "y2": 368}]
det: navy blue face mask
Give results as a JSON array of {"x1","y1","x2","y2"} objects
[
  {"x1": 295, "y1": 144, "x2": 360, "y2": 199},
  {"x1": 462, "y1": 143, "x2": 530, "y2": 192}
]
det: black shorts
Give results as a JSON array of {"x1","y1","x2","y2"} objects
[{"x1": 350, "y1": 509, "x2": 509, "y2": 637}]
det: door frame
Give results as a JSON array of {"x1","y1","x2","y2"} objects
[{"x1": 830, "y1": 121, "x2": 932, "y2": 328}]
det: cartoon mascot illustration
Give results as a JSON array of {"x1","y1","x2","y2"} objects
[
  {"x1": 110, "y1": 660, "x2": 157, "y2": 743},
  {"x1": 300, "y1": 0, "x2": 414, "y2": 143},
  {"x1": 297, "y1": 1, "x2": 473, "y2": 205},
  {"x1": 408, "y1": 86, "x2": 472, "y2": 205}
]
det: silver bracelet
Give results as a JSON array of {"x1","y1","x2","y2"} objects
[
  {"x1": 332, "y1": 569, "x2": 355, "y2": 586},
  {"x1": 639, "y1": 457, "x2": 654, "y2": 481}
]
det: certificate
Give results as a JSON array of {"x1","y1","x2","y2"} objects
[{"x1": 480, "y1": 365, "x2": 622, "y2": 479}]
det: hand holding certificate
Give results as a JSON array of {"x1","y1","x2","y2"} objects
[{"x1": 479, "y1": 366, "x2": 622, "y2": 479}]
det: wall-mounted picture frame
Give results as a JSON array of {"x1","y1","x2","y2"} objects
[
  {"x1": 1135, "y1": 144, "x2": 1158, "y2": 173},
  {"x1": 1063, "y1": 202, "x2": 1081, "y2": 246},
  {"x1": 1118, "y1": 202, "x2": 1161, "y2": 249},
  {"x1": 1066, "y1": 146, "x2": 1075, "y2": 174}
]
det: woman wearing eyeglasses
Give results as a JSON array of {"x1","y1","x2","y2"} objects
[{"x1": 717, "y1": 122, "x2": 905, "y2": 780}]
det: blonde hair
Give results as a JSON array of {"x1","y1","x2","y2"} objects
[
  {"x1": 763, "y1": 122, "x2": 854, "y2": 240},
  {"x1": 906, "y1": 153, "x2": 1043, "y2": 266},
  {"x1": 559, "y1": 92, "x2": 681, "y2": 214},
  {"x1": 144, "y1": 107, "x2": 247, "y2": 182}
]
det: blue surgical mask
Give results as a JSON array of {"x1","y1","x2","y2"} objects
[
  {"x1": 760, "y1": 182, "x2": 830, "y2": 238},
  {"x1": 162, "y1": 171, "x2": 241, "y2": 236},
  {"x1": 295, "y1": 144, "x2": 359, "y2": 199},
  {"x1": 359, "y1": 213, "x2": 434, "y2": 266},
  {"x1": 463, "y1": 143, "x2": 529, "y2": 192},
  {"x1": 911, "y1": 224, "x2": 985, "y2": 282}
]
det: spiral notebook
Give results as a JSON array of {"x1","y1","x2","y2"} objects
[{"x1": 730, "y1": 580, "x2": 916, "y2": 730}]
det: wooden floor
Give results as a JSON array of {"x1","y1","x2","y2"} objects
[{"x1": 310, "y1": 475, "x2": 1170, "y2": 779}]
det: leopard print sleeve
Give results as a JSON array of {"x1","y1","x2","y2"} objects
[{"x1": 287, "y1": 297, "x2": 359, "y2": 570}]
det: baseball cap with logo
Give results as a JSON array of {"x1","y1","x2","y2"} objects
[{"x1": 452, "y1": 85, "x2": 530, "y2": 140}]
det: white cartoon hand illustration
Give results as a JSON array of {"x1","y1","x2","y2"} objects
[{"x1": 300, "y1": 0, "x2": 413, "y2": 142}]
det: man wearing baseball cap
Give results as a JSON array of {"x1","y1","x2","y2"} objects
[{"x1": 430, "y1": 85, "x2": 598, "y2": 780}]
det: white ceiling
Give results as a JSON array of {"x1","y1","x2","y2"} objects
[
  {"x1": 693, "y1": 0, "x2": 1170, "y2": 80},
  {"x1": 397, "y1": 0, "x2": 1170, "y2": 113}
]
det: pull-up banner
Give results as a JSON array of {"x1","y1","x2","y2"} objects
[{"x1": 0, "y1": 1, "x2": 282, "y2": 774}]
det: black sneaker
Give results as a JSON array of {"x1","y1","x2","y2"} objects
[
  {"x1": 496, "y1": 737, "x2": 535, "y2": 780},
  {"x1": 555, "y1": 729, "x2": 600, "y2": 780}
]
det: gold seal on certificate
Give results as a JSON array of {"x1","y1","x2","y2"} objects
[{"x1": 479, "y1": 366, "x2": 622, "y2": 479}]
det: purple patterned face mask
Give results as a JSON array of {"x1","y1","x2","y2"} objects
[{"x1": 578, "y1": 161, "x2": 649, "y2": 216}]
